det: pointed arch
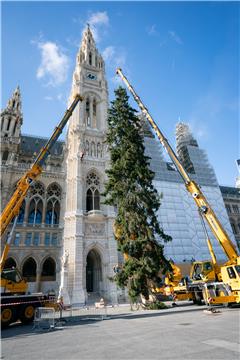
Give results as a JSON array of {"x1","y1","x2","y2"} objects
[
  {"x1": 86, "y1": 248, "x2": 102, "y2": 293},
  {"x1": 86, "y1": 171, "x2": 101, "y2": 211},
  {"x1": 22, "y1": 257, "x2": 37, "y2": 282},
  {"x1": 28, "y1": 197, "x2": 43, "y2": 225},
  {"x1": 41, "y1": 257, "x2": 56, "y2": 281}
]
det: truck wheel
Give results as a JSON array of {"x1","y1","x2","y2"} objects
[
  {"x1": 19, "y1": 305, "x2": 35, "y2": 324},
  {"x1": 192, "y1": 290, "x2": 202, "y2": 305},
  {"x1": 1, "y1": 307, "x2": 15, "y2": 328}
]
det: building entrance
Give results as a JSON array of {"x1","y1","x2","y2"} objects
[{"x1": 86, "y1": 249, "x2": 102, "y2": 293}]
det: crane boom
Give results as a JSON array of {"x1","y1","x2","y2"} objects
[
  {"x1": 116, "y1": 68, "x2": 238, "y2": 264},
  {"x1": 0, "y1": 94, "x2": 83, "y2": 270}
]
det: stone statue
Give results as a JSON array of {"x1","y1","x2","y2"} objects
[{"x1": 61, "y1": 250, "x2": 69, "y2": 269}]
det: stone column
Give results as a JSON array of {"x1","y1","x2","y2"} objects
[{"x1": 36, "y1": 268, "x2": 41, "y2": 292}]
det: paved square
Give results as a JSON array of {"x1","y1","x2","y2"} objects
[{"x1": 1, "y1": 305, "x2": 239, "y2": 360}]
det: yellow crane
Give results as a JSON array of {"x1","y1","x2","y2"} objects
[{"x1": 116, "y1": 68, "x2": 240, "y2": 305}]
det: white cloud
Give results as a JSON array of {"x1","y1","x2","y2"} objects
[
  {"x1": 88, "y1": 11, "x2": 109, "y2": 26},
  {"x1": 44, "y1": 96, "x2": 53, "y2": 101},
  {"x1": 102, "y1": 46, "x2": 115, "y2": 61},
  {"x1": 85, "y1": 11, "x2": 109, "y2": 42},
  {"x1": 147, "y1": 24, "x2": 158, "y2": 36},
  {"x1": 36, "y1": 41, "x2": 69, "y2": 86},
  {"x1": 168, "y1": 30, "x2": 183, "y2": 45}
]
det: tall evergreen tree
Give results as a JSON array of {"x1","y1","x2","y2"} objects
[{"x1": 103, "y1": 87, "x2": 172, "y2": 303}]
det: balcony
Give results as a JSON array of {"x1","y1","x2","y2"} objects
[{"x1": 85, "y1": 210, "x2": 105, "y2": 220}]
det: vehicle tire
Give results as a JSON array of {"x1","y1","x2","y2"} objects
[
  {"x1": 1, "y1": 307, "x2": 16, "y2": 328},
  {"x1": 19, "y1": 305, "x2": 35, "y2": 324},
  {"x1": 192, "y1": 290, "x2": 202, "y2": 305}
]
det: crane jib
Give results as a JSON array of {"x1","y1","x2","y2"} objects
[{"x1": 116, "y1": 67, "x2": 239, "y2": 262}]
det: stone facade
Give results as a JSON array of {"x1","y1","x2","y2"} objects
[
  {"x1": 1, "y1": 26, "x2": 237, "y2": 305},
  {"x1": 220, "y1": 186, "x2": 240, "y2": 250}
]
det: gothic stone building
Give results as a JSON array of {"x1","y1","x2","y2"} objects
[{"x1": 1, "y1": 27, "x2": 237, "y2": 305}]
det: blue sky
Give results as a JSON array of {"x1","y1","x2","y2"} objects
[{"x1": 2, "y1": 1, "x2": 239, "y2": 186}]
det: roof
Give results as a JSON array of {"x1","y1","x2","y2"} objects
[
  {"x1": 20, "y1": 134, "x2": 64, "y2": 157},
  {"x1": 220, "y1": 185, "x2": 240, "y2": 197}
]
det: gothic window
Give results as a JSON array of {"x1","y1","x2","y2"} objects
[
  {"x1": 230, "y1": 222, "x2": 237, "y2": 235},
  {"x1": 51, "y1": 233, "x2": 58, "y2": 246},
  {"x1": 13, "y1": 121, "x2": 17, "y2": 136},
  {"x1": 97, "y1": 143, "x2": 101, "y2": 158},
  {"x1": 4, "y1": 257, "x2": 16, "y2": 269},
  {"x1": 47, "y1": 183, "x2": 61, "y2": 199},
  {"x1": 14, "y1": 232, "x2": 21, "y2": 246},
  {"x1": 25, "y1": 232, "x2": 32, "y2": 246},
  {"x1": 17, "y1": 200, "x2": 25, "y2": 224},
  {"x1": 2, "y1": 151, "x2": 9, "y2": 162},
  {"x1": 28, "y1": 197, "x2": 43, "y2": 225},
  {"x1": 46, "y1": 200, "x2": 60, "y2": 225},
  {"x1": 95, "y1": 55, "x2": 97, "y2": 67},
  {"x1": 91, "y1": 142, "x2": 96, "y2": 157},
  {"x1": 89, "y1": 52, "x2": 92, "y2": 65},
  {"x1": 46, "y1": 183, "x2": 61, "y2": 225},
  {"x1": 232, "y1": 205, "x2": 239, "y2": 214},
  {"x1": 86, "y1": 98, "x2": 90, "y2": 126},
  {"x1": 33, "y1": 232, "x2": 40, "y2": 246},
  {"x1": 41, "y1": 257, "x2": 56, "y2": 281},
  {"x1": 85, "y1": 140, "x2": 89, "y2": 156},
  {"x1": 7, "y1": 117, "x2": 11, "y2": 131},
  {"x1": 86, "y1": 172, "x2": 100, "y2": 211},
  {"x1": 28, "y1": 181, "x2": 45, "y2": 198},
  {"x1": 22, "y1": 257, "x2": 36, "y2": 282},
  {"x1": 45, "y1": 233, "x2": 51, "y2": 246},
  {"x1": 93, "y1": 98, "x2": 97, "y2": 127},
  {"x1": 226, "y1": 205, "x2": 231, "y2": 213}
]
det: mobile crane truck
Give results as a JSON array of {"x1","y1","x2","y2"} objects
[
  {"x1": 116, "y1": 68, "x2": 240, "y2": 306},
  {"x1": 0, "y1": 94, "x2": 83, "y2": 327}
]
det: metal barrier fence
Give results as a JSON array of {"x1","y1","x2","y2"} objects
[{"x1": 33, "y1": 304, "x2": 112, "y2": 331}]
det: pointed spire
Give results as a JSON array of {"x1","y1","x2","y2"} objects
[
  {"x1": 76, "y1": 25, "x2": 104, "y2": 70},
  {"x1": 176, "y1": 122, "x2": 198, "y2": 148},
  {"x1": 7, "y1": 86, "x2": 22, "y2": 113}
]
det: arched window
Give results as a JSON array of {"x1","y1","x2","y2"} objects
[
  {"x1": 231, "y1": 222, "x2": 237, "y2": 235},
  {"x1": 86, "y1": 98, "x2": 90, "y2": 126},
  {"x1": 46, "y1": 200, "x2": 60, "y2": 225},
  {"x1": 86, "y1": 172, "x2": 100, "y2": 211},
  {"x1": 97, "y1": 143, "x2": 101, "y2": 158},
  {"x1": 28, "y1": 197, "x2": 43, "y2": 225},
  {"x1": 47, "y1": 183, "x2": 61, "y2": 199},
  {"x1": 46, "y1": 183, "x2": 61, "y2": 225},
  {"x1": 4, "y1": 257, "x2": 16, "y2": 269},
  {"x1": 91, "y1": 142, "x2": 96, "y2": 157},
  {"x1": 89, "y1": 52, "x2": 92, "y2": 66},
  {"x1": 85, "y1": 140, "x2": 89, "y2": 156},
  {"x1": 2, "y1": 151, "x2": 9, "y2": 162},
  {"x1": 93, "y1": 98, "x2": 97, "y2": 128},
  {"x1": 6, "y1": 117, "x2": 11, "y2": 131},
  {"x1": 13, "y1": 121, "x2": 17, "y2": 136},
  {"x1": 17, "y1": 200, "x2": 25, "y2": 224},
  {"x1": 41, "y1": 257, "x2": 56, "y2": 281},
  {"x1": 22, "y1": 257, "x2": 36, "y2": 282},
  {"x1": 28, "y1": 181, "x2": 45, "y2": 198}
]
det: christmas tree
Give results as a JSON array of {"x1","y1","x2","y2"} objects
[{"x1": 103, "y1": 87, "x2": 172, "y2": 305}]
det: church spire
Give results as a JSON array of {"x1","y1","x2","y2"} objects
[
  {"x1": 1, "y1": 86, "x2": 23, "y2": 138},
  {"x1": 7, "y1": 86, "x2": 22, "y2": 113},
  {"x1": 76, "y1": 25, "x2": 104, "y2": 69}
]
